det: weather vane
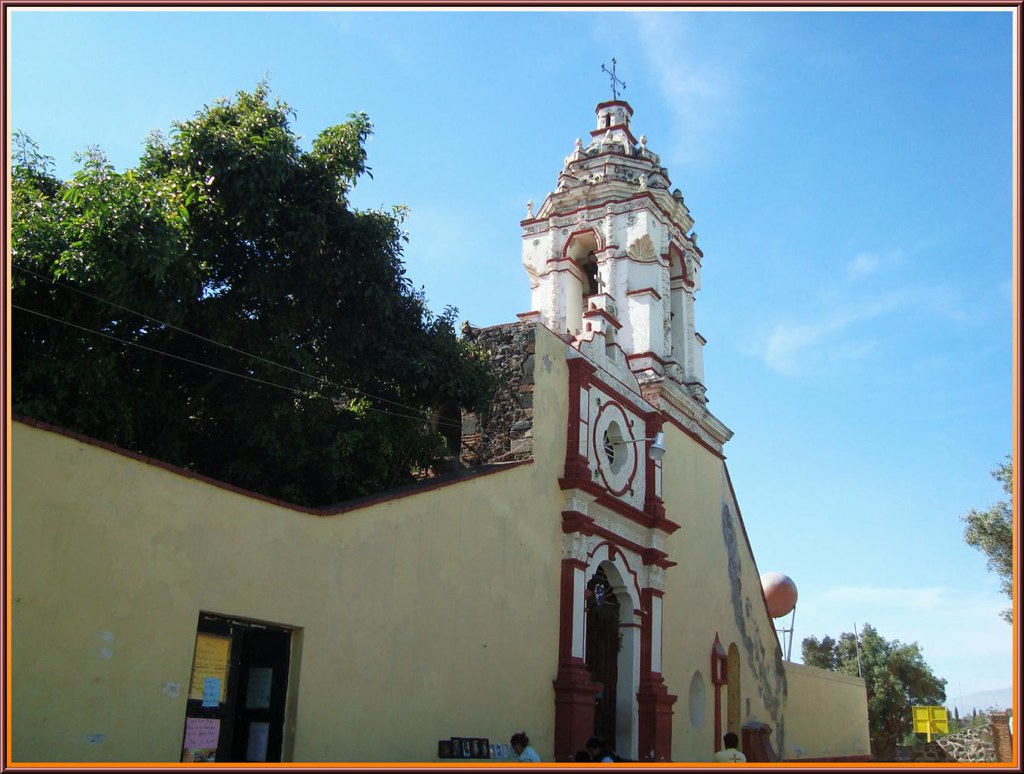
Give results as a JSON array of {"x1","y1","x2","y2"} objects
[{"x1": 601, "y1": 58, "x2": 626, "y2": 101}]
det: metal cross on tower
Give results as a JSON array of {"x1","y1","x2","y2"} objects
[{"x1": 601, "y1": 58, "x2": 626, "y2": 101}]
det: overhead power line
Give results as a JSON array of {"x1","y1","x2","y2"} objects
[
  {"x1": 11, "y1": 303, "x2": 464, "y2": 430},
  {"x1": 11, "y1": 263, "x2": 466, "y2": 430}
]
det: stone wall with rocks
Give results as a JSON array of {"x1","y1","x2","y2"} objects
[
  {"x1": 934, "y1": 722, "x2": 997, "y2": 762},
  {"x1": 459, "y1": 321, "x2": 536, "y2": 466},
  {"x1": 895, "y1": 710, "x2": 1012, "y2": 763}
]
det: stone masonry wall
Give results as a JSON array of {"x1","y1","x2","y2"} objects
[{"x1": 459, "y1": 321, "x2": 536, "y2": 466}]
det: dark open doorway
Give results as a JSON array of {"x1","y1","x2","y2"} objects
[{"x1": 586, "y1": 566, "x2": 621, "y2": 747}]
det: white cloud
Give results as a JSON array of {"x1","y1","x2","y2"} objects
[
  {"x1": 758, "y1": 297, "x2": 896, "y2": 375},
  {"x1": 799, "y1": 583, "x2": 1010, "y2": 655},
  {"x1": 627, "y1": 13, "x2": 739, "y2": 166},
  {"x1": 845, "y1": 249, "x2": 906, "y2": 281},
  {"x1": 761, "y1": 319, "x2": 836, "y2": 375},
  {"x1": 846, "y1": 252, "x2": 880, "y2": 280},
  {"x1": 809, "y1": 584, "x2": 952, "y2": 615},
  {"x1": 754, "y1": 280, "x2": 973, "y2": 375},
  {"x1": 795, "y1": 583, "x2": 1013, "y2": 695}
]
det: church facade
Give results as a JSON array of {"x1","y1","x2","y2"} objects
[{"x1": 10, "y1": 101, "x2": 870, "y2": 764}]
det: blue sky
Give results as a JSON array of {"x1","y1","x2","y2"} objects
[{"x1": 8, "y1": 8, "x2": 1016, "y2": 709}]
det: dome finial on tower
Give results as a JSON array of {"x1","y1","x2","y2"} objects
[{"x1": 600, "y1": 58, "x2": 626, "y2": 101}]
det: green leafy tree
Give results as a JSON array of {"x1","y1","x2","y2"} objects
[
  {"x1": 11, "y1": 84, "x2": 495, "y2": 507},
  {"x1": 962, "y1": 457, "x2": 1014, "y2": 623},
  {"x1": 802, "y1": 623, "x2": 947, "y2": 761}
]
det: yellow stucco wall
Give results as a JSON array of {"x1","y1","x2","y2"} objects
[
  {"x1": 783, "y1": 662, "x2": 871, "y2": 760},
  {"x1": 10, "y1": 323, "x2": 868, "y2": 764},
  {"x1": 658, "y1": 426, "x2": 788, "y2": 762},
  {"x1": 10, "y1": 326, "x2": 572, "y2": 763}
]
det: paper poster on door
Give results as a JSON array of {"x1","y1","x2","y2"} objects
[
  {"x1": 246, "y1": 721, "x2": 270, "y2": 762},
  {"x1": 182, "y1": 717, "x2": 220, "y2": 762},
  {"x1": 187, "y1": 633, "x2": 230, "y2": 702},
  {"x1": 245, "y1": 667, "x2": 273, "y2": 709},
  {"x1": 202, "y1": 677, "x2": 221, "y2": 707}
]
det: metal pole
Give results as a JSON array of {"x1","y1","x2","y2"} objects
[
  {"x1": 786, "y1": 607, "x2": 797, "y2": 661},
  {"x1": 853, "y1": 622, "x2": 863, "y2": 678}
]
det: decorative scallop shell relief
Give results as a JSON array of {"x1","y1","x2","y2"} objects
[{"x1": 627, "y1": 235, "x2": 658, "y2": 263}]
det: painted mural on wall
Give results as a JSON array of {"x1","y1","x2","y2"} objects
[{"x1": 721, "y1": 499, "x2": 787, "y2": 750}]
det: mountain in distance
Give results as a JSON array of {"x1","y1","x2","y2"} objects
[{"x1": 948, "y1": 687, "x2": 1013, "y2": 716}]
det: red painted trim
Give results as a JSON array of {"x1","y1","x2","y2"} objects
[
  {"x1": 590, "y1": 400, "x2": 638, "y2": 497},
  {"x1": 645, "y1": 399, "x2": 727, "y2": 461},
  {"x1": 552, "y1": 660, "x2": 601, "y2": 762},
  {"x1": 527, "y1": 191, "x2": 687, "y2": 240},
  {"x1": 541, "y1": 259, "x2": 588, "y2": 278},
  {"x1": 562, "y1": 367, "x2": 677, "y2": 528},
  {"x1": 584, "y1": 541, "x2": 644, "y2": 605},
  {"x1": 640, "y1": 587, "x2": 655, "y2": 679},
  {"x1": 560, "y1": 227, "x2": 604, "y2": 259},
  {"x1": 626, "y1": 286, "x2": 662, "y2": 300},
  {"x1": 557, "y1": 557, "x2": 586, "y2": 663},
  {"x1": 637, "y1": 586, "x2": 677, "y2": 761},
  {"x1": 712, "y1": 635, "x2": 728, "y2": 753},
  {"x1": 592, "y1": 245, "x2": 621, "y2": 258},
  {"x1": 627, "y1": 350, "x2": 672, "y2": 367},
  {"x1": 527, "y1": 206, "x2": 687, "y2": 249},
  {"x1": 543, "y1": 249, "x2": 668, "y2": 271},
  {"x1": 668, "y1": 243, "x2": 689, "y2": 284},
  {"x1": 583, "y1": 370, "x2": 648, "y2": 420},
  {"x1": 588, "y1": 124, "x2": 640, "y2": 147},
  {"x1": 596, "y1": 100, "x2": 634, "y2": 116},
  {"x1": 564, "y1": 511, "x2": 646, "y2": 568},
  {"x1": 582, "y1": 306, "x2": 622, "y2": 330},
  {"x1": 564, "y1": 358, "x2": 597, "y2": 482},
  {"x1": 644, "y1": 413, "x2": 666, "y2": 521},
  {"x1": 559, "y1": 477, "x2": 680, "y2": 535},
  {"x1": 12, "y1": 415, "x2": 531, "y2": 516}
]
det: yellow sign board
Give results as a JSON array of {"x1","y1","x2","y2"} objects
[{"x1": 912, "y1": 706, "x2": 949, "y2": 741}]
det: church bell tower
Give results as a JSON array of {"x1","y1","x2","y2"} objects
[{"x1": 520, "y1": 100, "x2": 708, "y2": 404}]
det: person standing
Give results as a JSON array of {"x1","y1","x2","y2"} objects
[
  {"x1": 713, "y1": 732, "x2": 747, "y2": 762},
  {"x1": 510, "y1": 732, "x2": 541, "y2": 762},
  {"x1": 585, "y1": 736, "x2": 617, "y2": 762}
]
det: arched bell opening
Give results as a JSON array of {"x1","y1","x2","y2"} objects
[
  {"x1": 668, "y1": 243, "x2": 688, "y2": 367},
  {"x1": 563, "y1": 230, "x2": 602, "y2": 334}
]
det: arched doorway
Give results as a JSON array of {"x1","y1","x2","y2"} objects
[
  {"x1": 586, "y1": 566, "x2": 620, "y2": 745},
  {"x1": 554, "y1": 545, "x2": 658, "y2": 761}
]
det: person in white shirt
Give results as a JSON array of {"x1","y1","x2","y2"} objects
[
  {"x1": 713, "y1": 732, "x2": 747, "y2": 762},
  {"x1": 510, "y1": 731, "x2": 541, "y2": 762}
]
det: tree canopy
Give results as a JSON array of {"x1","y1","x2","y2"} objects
[
  {"x1": 961, "y1": 457, "x2": 1014, "y2": 623},
  {"x1": 802, "y1": 623, "x2": 946, "y2": 761},
  {"x1": 11, "y1": 84, "x2": 495, "y2": 507}
]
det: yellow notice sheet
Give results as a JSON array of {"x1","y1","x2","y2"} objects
[{"x1": 187, "y1": 633, "x2": 230, "y2": 702}]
